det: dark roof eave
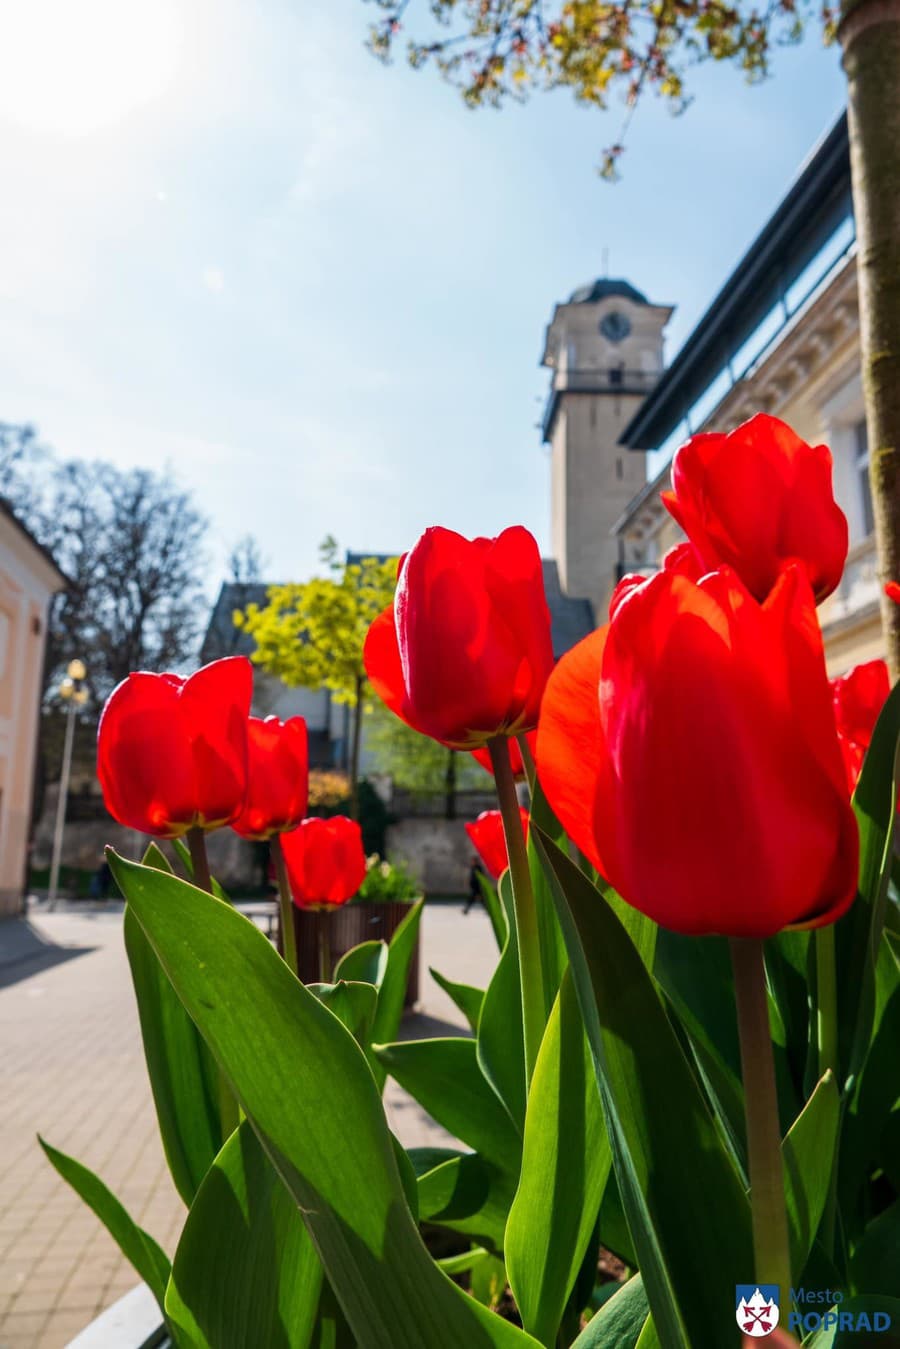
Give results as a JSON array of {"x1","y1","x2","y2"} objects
[{"x1": 619, "y1": 112, "x2": 851, "y2": 452}]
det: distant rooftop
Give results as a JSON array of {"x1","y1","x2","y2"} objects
[
  {"x1": 201, "y1": 557, "x2": 595, "y2": 665},
  {"x1": 568, "y1": 278, "x2": 649, "y2": 306},
  {"x1": 200, "y1": 581, "x2": 275, "y2": 663}
]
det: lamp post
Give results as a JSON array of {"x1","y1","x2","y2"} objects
[{"x1": 47, "y1": 659, "x2": 88, "y2": 909}]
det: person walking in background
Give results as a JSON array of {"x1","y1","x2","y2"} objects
[{"x1": 464, "y1": 854, "x2": 485, "y2": 915}]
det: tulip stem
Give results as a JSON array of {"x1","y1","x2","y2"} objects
[
  {"x1": 319, "y1": 921, "x2": 332, "y2": 983},
  {"x1": 815, "y1": 925, "x2": 839, "y2": 1082},
  {"x1": 271, "y1": 836, "x2": 298, "y2": 977},
  {"x1": 815, "y1": 924, "x2": 839, "y2": 1256},
  {"x1": 516, "y1": 733, "x2": 536, "y2": 797},
  {"x1": 488, "y1": 736, "x2": 544, "y2": 1087},
  {"x1": 187, "y1": 827, "x2": 212, "y2": 894},
  {"x1": 730, "y1": 937, "x2": 792, "y2": 1295},
  {"x1": 185, "y1": 827, "x2": 239, "y2": 1141}
]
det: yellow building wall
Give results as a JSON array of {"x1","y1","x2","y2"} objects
[{"x1": 0, "y1": 516, "x2": 63, "y2": 915}]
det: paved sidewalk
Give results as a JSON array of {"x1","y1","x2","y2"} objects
[{"x1": 0, "y1": 901, "x2": 496, "y2": 1348}]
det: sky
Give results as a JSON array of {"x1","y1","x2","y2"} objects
[{"x1": 0, "y1": 0, "x2": 847, "y2": 594}]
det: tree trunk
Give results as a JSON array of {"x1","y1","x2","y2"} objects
[
  {"x1": 349, "y1": 676, "x2": 364, "y2": 821},
  {"x1": 444, "y1": 749, "x2": 457, "y2": 820},
  {"x1": 841, "y1": 0, "x2": 900, "y2": 677}
]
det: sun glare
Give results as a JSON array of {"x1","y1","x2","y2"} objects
[{"x1": 0, "y1": 0, "x2": 184, "y2": 137}]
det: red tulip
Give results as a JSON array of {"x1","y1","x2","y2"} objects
[
  {"x1": 831, "y1": 659, "x2": 890, "y2": 794},
  {"x1": 471, "y1": 730, "x2": 537, "y2": 780},
  {"x1": 280, "y1": 816, "x2": 366, "y2": 909},
  {"x1": 610, "y1": 542, "x2": 704, "y2": 618},
  {"x1": 885, "y1": 581, "x2": 900, "y2": 605},
  {"x1": 537, "y1": 564, "x2": 858, "y2": 938},
  {"x1": 97, "y1": 657, "x2": 252, "y2": 838},
  {"x1": 364, "y1": 526, "x2": 554, "y2": 750},
  {"x1": 465, "y1": 807, "x2": 529, "y2": 880},
  {"x1": 231, "y1": 716, "x2": 309, "y2": 840},
  {"x1": 662, "y1": 414, "x2": 848, "y2": 603}
]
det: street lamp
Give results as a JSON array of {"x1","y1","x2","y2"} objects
[{"x1": 47, "y1": 659, "x2": 88, "y2": 909}]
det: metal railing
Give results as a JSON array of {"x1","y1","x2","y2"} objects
[
  {"x1": 549, "y1": 367, "x2": 659, "y2": 394},
  {"x1": 543, "y1": 367, "x2": 661, "y2": 439}
]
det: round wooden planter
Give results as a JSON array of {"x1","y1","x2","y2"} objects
[{"x1": 290, "y1": 900, "x2": 421, "y2": 1004}]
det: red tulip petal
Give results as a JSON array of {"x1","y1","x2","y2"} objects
[
  {"x1": 232, "y1": 715, "x2": 309, "y2": 839},
  {"x1": 97, "y1": 673, "x2": 196, "y2": 836},
  {"x1": 536, "y1": 627, "x2": 608, "y2": 874},
  {"x1": 179, "y1": 657, "x2": 253, "y2": 829},
  {"x1": 393, "y1": 527, "x2": 551, "y2": 747},
  {"x1": 282, "y1": 815, "x2": 366, "y2": 908},
  {"x1": 599, "y1": 567, "x2": 857, "y2": 937},
  {"x1": 364, "y1": 606, "x2": 410, "y2": 721},
  {"x1": 666, "y1": 415, "x2": 848, "y2": 602},
  {"x1": 482, "y1": 526, "x2": 555, "y2": 730},
  {"x1": 832, "y1": 659, "x2": 890, "y2": 748},
  {"x1": 465, "y1": 807, "x2": 529, "y2": 879}
]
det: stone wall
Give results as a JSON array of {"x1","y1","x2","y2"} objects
[
  {"x1": 384, "y1": 818, "x2": 474, "y2": 896},
  {"x1": 32, "y1": 788, "x2": 494, "y2": 897},
  {"x1": 31, "y1": 786, "x2": 261, "y2": 891}
]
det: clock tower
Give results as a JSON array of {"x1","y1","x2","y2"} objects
[{"x1": 541, "y1": 278, "x2": 673, "y2": 616}]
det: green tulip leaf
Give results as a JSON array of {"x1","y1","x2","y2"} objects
[
  {"x1": 477, "y1": 872, "x2": 527, "y2": 1133},
  {"x1": 535, "y1": 829, "x2": 753, "y2": 1349},
  {"x1": 373, "y1": 1036, "x2": 522, "y2": 1173},
  {"x1": 333, "y1": 939, "x2": 389, "y2": 988},
  {"x1": 417, "y1": 1153, "x2": 516, "y2": 1253},
  {"x1": 165, "y1": 1119, "x2": 322, "y2": 1348},
  {"x1": 572, "y1": 1275, "x2": 649, "y2": 1349},
  {"x1": 782, "y1": 1070, "x2": 840, "y2": 1276},
  {"x1": 801, "y1": 1294, "x2": 900, "y2": 1345},
  {"x1": 839, "y1": 934, "x2": 900, "y2": 1235},
  {"x1": 406, "y1": 1146, "x2": 465, "y2": 1176},
  {"x1": 124, "y1": 844, "x2": 232, "y2": 1205},
  {"x1": 477, "y1": 871, "x2": 508, "y2": 950},
  {"x1": 838, "y1": 680, "x2": 900, "y2": 1081},
  {"x1": 111, "y1": 853, "x2": 538, "y2": 1349},
  {"x1": 430, "y1": 967, "x2": 485, "y2": 1032},
  {"x1": 653, "y1": 929, "x2": 747, "y2": 1161},
  {"x1": 170, "y1": 836, "x2": 230, "y2": 903},
  {"x1": 633, "y1": 1319, "x2": 662, "y2": 1349},
  {"x1": 506, "y1": 969, "x2": 611, "y2": 1347},
  {"x1": 470, "y1": 1251, "x2": 508, "y2": 1310},
  {"x1": 307, "y1": 981, "x2": 379, "y2": 1047},
  {"x1": 39, "y1": 1137, "x2": 170, "y2": 1315},
  {"x1": 527, "y1": 778, "x2": 571, "y2": 1017},
  {"x1": 849, "y1": 1197, "x2": 900, "y2": 1295},
  {"x1": 369, "y1": 899, "x2": 424, "y2": 1091},
  {"x1": 765, "y1": 929, "x2": 814, "y2": 1099}
]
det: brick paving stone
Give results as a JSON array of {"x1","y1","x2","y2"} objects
[{"x1": 0, "y1": 899, "x2": 496, "y2": 1347}]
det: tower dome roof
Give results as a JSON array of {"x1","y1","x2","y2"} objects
[{"x1": 568, "y1": 278, "x2": 648, "y2": 306}]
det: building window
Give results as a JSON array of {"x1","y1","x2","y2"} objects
[{"x1": 855, "y1": 419, "x2": 874, "y2": 537}]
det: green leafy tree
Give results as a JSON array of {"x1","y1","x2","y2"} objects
[
  {"x1": 365, "y1": 701, "x2": 492, "y2": 817},
  {"x1": 235, "y1": 538, "x2": 398, "y2": 817},
  {"x1": 364, "y1": 0, "x2": 900, "y2": 674}
]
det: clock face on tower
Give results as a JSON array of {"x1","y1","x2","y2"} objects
[{"x1": 600, "y1": 311, "x2": 631, "y2": 343}]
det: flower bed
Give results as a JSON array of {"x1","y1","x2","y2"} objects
[{"x1": 41, "y1": 413, "x2": 900, "y2": 1348}]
